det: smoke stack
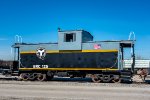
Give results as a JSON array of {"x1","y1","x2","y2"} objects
[{"x1": 58, "y1": 27, "x2": 61, "y2": 32}]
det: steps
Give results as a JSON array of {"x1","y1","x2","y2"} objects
[{"x1": 120, "y1": 70, "x2": 132, "y2": 83}]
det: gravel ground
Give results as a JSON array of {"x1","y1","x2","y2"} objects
[
  {"x1": 0, "y1": 79, "x2": 150, "y2": 100},
  {"x1": 0, "y1": 75, "x2": 150, "y2": 100}
]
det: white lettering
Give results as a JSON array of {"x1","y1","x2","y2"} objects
[{"x1": 33, "y1": 65, "x2": 48, "y2": 68}]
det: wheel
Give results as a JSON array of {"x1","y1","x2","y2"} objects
[
  {"x1": 91, "y1": 74, "x2": 101, "y2": 83},
  {"x1": 70, "y1": 74, "x2": 74, "y2": 78},
  {"x1": 37, "y1": 73, "x2": 46, "y2": 81},
  {"x1": 81, "y1": 73, "x2": 86, "y2": 78},
  {"x1": 46, "y1": 71, "x2": 54, "y2": 80},
  {"x1": 112, "y1": 78, "x2": 120, "y2": 83},
  {"x1": 81, "y1": 75, "x2": 86, "y2": 78},
  {"x1": 112, "y1": 75, "x2": 120, "y2": 83},
  {"x1": 20, "y1": 73, "x2": 29, "y2": 81},
  {"x1": 28, "y1": 73, "x2": 37, "y2": 81},
  {"x1": 46, "y1": 75, "x2": 54, "y2": 81}
]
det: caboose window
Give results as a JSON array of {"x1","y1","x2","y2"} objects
[{"x1": 64, "y1": 33, "x2": 76, "y2": 42}]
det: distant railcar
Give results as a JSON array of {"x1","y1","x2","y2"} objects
[{"x1": 12, "y1": 29, "x2": 135, "y2": 82}]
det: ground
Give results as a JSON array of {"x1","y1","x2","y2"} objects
[{"x1": 0, "y1": 76, "x2": 150, "y2": 100}]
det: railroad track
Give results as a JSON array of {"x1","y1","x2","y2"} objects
[
  {"x1": 0, "y1": 74, "x2": 150, "y2": 86},
  {"x1": 0, "y1": 81, "x2": 150, "y2": 100},
  {"x1": 0, "y1": 74, "x2": 150, "y2": 100},
  {"x1": 0, "y1": 80, "x2": 150, "y2": 90}
]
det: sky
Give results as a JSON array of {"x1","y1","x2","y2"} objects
[{"x1": 0, "y1": 0, "x2": 150, "y2": 60}]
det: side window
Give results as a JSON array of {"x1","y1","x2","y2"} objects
[{"x1": 64, "y1": 33, "x2": 76, "y2": 42}]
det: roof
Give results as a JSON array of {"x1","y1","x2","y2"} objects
[
  {"x1": 58, "y1": 29, "x2": 93, "y2": 38},
  {"x1": 12, "y1": 42, "x2": 58, "y2": 48}
]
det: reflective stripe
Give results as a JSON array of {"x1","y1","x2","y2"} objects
[
  {"x1": 82, "y1": 50, "x2": 118, "y2": 52},
  {"x1": 20, "y1": 49, "x2": 118, "y2": 54}
]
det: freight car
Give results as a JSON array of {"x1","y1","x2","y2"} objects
[{"x1": 12, "y1": 29, "x2": 135, "y2": 82}]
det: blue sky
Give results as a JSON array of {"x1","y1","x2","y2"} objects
[{"x1": 0, "y1": 0, "x2": 150, "y2": 60}]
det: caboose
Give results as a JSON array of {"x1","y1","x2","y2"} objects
[{"x1": 12, "y1": 29, "x2": 135, "y2": 82}]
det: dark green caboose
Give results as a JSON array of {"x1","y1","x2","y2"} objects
[{"x1": 12, "y1": 29, "x2": 135, "y2": 82}]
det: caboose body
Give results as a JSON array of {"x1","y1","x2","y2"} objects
[{"x1": 12, "y1": 30, "x2": 135, "y2": 82}]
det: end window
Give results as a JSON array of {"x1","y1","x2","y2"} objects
[{"x1": 64, "y1": 33, "x2": 76, "y2": 42}]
